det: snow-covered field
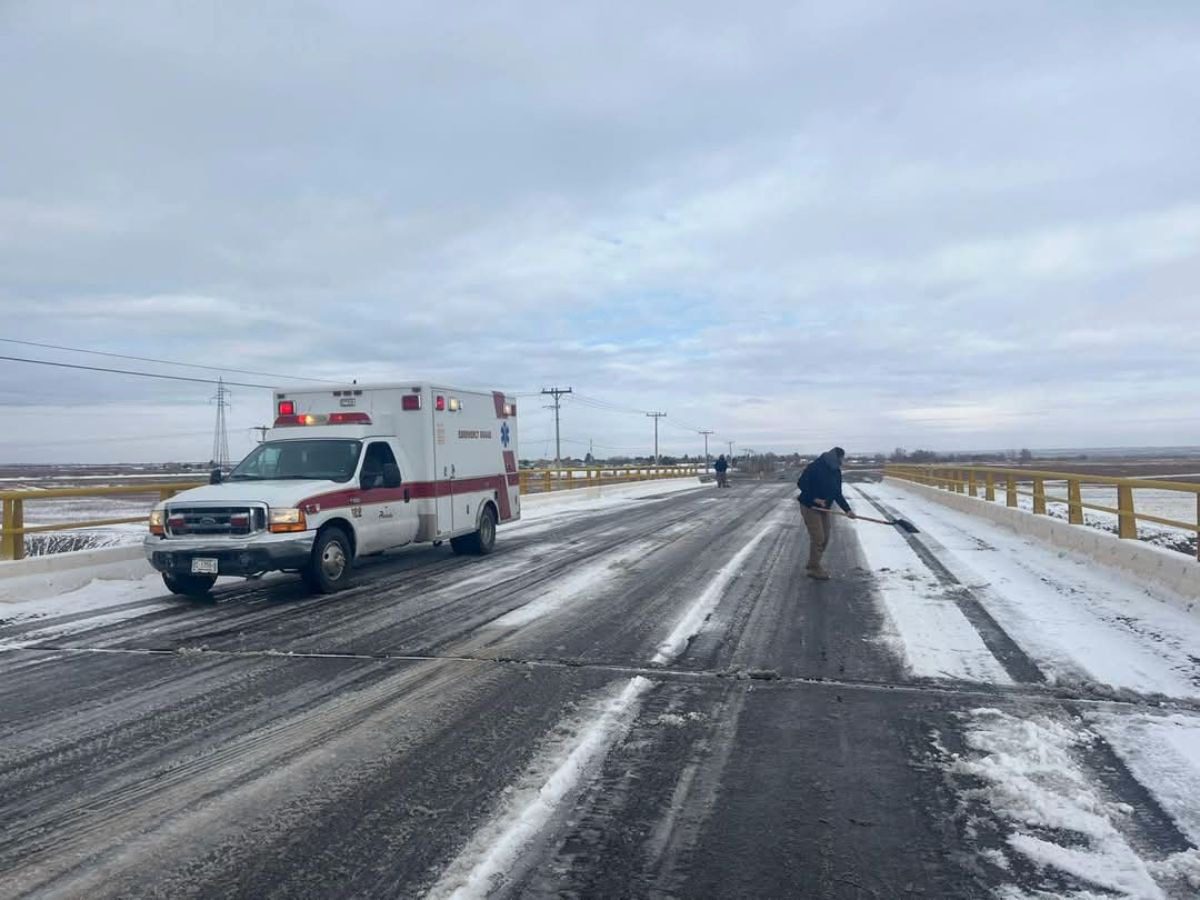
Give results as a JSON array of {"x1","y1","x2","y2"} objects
[{"x1": 985, "y1": 482, "x2": 1196, "y2": 555}]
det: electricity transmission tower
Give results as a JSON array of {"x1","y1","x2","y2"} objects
[
  {"x1": 540, "y1": 386, "x2": 572, "y2": 466},
  {"x1": 211, "y1": 378, "x2": 231, "y2": 469},
  {"x1": 646, "y1": 411, "x2": 667, "y2": 464}
]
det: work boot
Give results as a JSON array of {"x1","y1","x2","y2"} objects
[{"x1": 807, "y1": 567, "x2": 831, "y2": 581}]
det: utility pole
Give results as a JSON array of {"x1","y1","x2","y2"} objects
[
  {"x1": 700, "y1": 430, "x2": 715, "y2": 471},
  {"x1": 646, "y1": 412, "x2": 667, "y2": 464},
  {"x1": 211, "y1": 378, "x2": 231, "y2": 470},
  {"x1": 540, "y1": 386, "x2": 572, "y2": 466},
  {"x1": 727, "y1": 440, "x2": 736, "y2": 459}
]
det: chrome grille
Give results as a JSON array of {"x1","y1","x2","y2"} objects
[{"x1": 165, "y1": 506, "x2": 266, "y2": 537}]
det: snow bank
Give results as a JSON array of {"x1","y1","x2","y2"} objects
[
  {"x1": 884, "y1": 477, "x2": 1199, "y2": 610},
  {"x1": 0, "y1": 545, "x2": 152, "y2": 604},
  {"x1": 853, "y1": 510, "x2": 1012, "y2": 684}
]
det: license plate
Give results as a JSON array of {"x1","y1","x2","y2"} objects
[{"x1": 191, "y1": 558, "x2": 219, "y2": 575}]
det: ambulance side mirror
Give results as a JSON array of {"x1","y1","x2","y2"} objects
[{"x1": 382, "y1": 463, "x2": 402, "y2": 489}]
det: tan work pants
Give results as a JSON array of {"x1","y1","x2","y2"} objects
[{"x1": 800, "y1": 505, "x2": 832, "y2": 570}]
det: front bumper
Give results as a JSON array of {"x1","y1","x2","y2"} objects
[{"x1": 144, "y1": 532, "x2": 316, "y2": 577}]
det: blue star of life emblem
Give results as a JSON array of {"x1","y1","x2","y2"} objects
[{"x1": 500, "y1": 421, "x2": 511, "y2": 447}]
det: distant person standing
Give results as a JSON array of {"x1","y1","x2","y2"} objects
[
  {"x1": 714, "y1": 454, "x2": 729, "y2": 488},
  {"x1": 797, "y1": 447, "x2": 856, "y2": 580}
]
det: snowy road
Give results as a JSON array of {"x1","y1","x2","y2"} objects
[{"x1": 0, "y1": 478, "x2": 1197, "y2": 898}]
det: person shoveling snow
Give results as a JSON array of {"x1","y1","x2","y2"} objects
[{"x1": 797, "y1": 447, "x2": 856, "y2": 580}]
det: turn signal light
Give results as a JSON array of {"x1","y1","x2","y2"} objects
[
  {"x1": 148, "y1": 509, "x2": 164, "y2": 535},
  {"x1": 268, "y1": 508, "x2": 308, "y2": 533}
]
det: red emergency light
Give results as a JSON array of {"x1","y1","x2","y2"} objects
[
  {"x1": 402, "y1": 395, "x2": 422, "y2": 411},
  {"x1": 273, "y1": 412, "x2": 373, "y2": 427},
  {"x1": 277, "y1": 400, "x2": 295, "y2": 416},
  {"x1": 436, "y1": 395, "x2": 446, "y2": 411}
]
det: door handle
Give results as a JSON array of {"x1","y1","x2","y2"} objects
[{"x1": 404, "y1": 489, "x2": 411, "y2": 503}]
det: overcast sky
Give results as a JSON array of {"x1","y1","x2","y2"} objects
[{"x1": 2, "y1": 1, "x2": 1198, "y2": 464}]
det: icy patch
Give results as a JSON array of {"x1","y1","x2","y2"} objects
[
  {"x1": 426, "y1": 676, "x2": 651, "y2": 899},
  {"x1": 1090, "y1": 711, "x2": 1200, "y2": 844},
  {"x1": 949, "y1": 707, "x2": 1191, "y2": 898},
  {"x1": 488, "y1": 541, "x2": 655, "y2": 628},
  {"x1": 651, "y1": 517, "x2": 776, "y2": 665},
  {"x1": 511, "y1": 479, "x2": 707, "y2": 534}
]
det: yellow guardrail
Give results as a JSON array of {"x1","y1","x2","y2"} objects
[
  {"x1": 886, "y1": 464, "x2": 1200, "y2": 558},
  {"x1": 1, "y1": 483, "x2": 203, "y2": 561},
  {"x1": 518, "y1": 465, "x2": 705, "y2": 494},
  {"x1": 1, "y1": 467, "x2": 707, "y2": 560}
]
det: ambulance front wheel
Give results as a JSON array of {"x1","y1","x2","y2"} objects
[
  {"x1": 162, "y1": 572, "x2": 217, "y2": 599},
  {"x1": 451, "y1": 506, "x2": 497, "y2": 556},
  {"x1": 302, "y1": 526, "x2": 354, "y2": 593}
]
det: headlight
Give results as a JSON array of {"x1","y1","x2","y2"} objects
[
  {"x1": 149, "y1": 509, "x2": 165, "y2": 535},
  {"x1": 269, "y1": 508, "x2": 308, "y2": 533}
]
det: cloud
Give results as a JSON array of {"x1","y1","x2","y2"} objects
[{"x1": 1, "y1": 0, "x2": 1199, "y2": 461}]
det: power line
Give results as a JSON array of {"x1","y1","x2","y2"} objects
[
  {"x1": 0, "y1": 337, "x2": 344, "y2": 384},
  {"x1": 0, "y1": 355, "x2": 278, "y2": 389},
  {"x1": 569, "y1": 392, "x2": 709, "y2": 434},
  {"x1": 0, "y1": 429, "x2": 227, "y2": 448}
]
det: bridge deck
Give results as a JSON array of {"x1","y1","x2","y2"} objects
[{"x1": 0, "y1": 480, "x2": 1197, "y2": 898}]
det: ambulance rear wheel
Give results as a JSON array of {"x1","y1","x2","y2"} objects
[
  {"x1": 163, "y1": 572, "x2": 217, "y2": 599},
  {"x1": 451, "y1": 506, "x2": 497, "y2": 556},
  {"x1": 302, "y1": 526, "x2": 353, "y2": 593}
]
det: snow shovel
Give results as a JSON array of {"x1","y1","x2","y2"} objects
[{"x1": 797, "y1": 498, "x2": 920, "y2": 534}]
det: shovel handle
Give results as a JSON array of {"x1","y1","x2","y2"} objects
[{"x1": 809, "y1": 505, "x2": 893, "y2": 526}]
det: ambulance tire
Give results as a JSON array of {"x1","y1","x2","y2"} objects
[
  {"x1": 162, "y1": 572, "x2": 217, "y2": 599},
  {"x1": 451, "y1": 505, "x2": 497, "y2": 556},
  {"x1": 302, "y1": 525, "x2": 354, "y2": 593}
]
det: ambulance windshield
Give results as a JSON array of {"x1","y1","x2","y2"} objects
[{"x1": 230, "y1": 440, "x2": 363, "y2": 483}]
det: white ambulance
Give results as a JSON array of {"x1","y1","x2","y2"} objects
[{"x1": 145, "y1": 383, "x2": 520, "y2": 597}]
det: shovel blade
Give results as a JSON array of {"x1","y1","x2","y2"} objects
[{"x1": 894, "y1": 519, "x2": 920, "y2": 534}]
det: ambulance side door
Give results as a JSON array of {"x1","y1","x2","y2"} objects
[{"x1": 358, "y1": 440, "x2": 416, "y2": 552}]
